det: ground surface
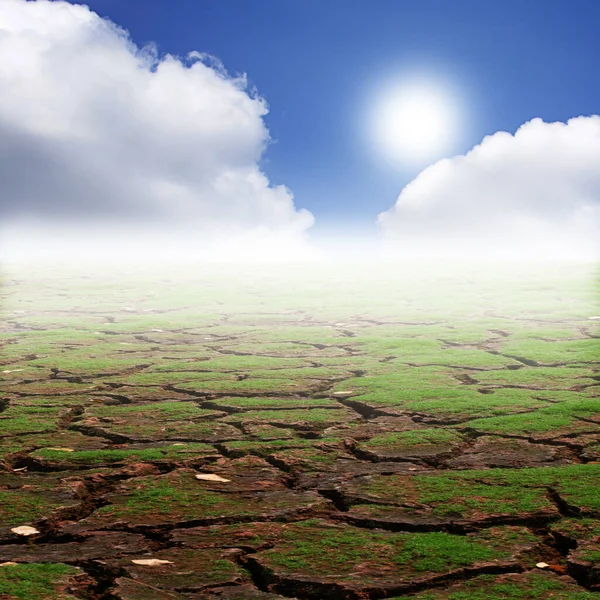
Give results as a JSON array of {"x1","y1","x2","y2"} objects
[{"x1": 0, "y1": 261, "x2": 599, "y2": 599}]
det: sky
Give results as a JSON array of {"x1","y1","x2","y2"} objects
[
  {"x1": 0, "y1": 0, "x2": 599, "y2": 260},
  {"x1": 64, "y1": 0, "x2": 600, "y2": 230}
]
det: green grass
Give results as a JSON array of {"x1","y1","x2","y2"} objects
[
  {"x1": 352, "y1": 474, "x2": 551, "y2": 518},
  {"x1": 499, "y1": 338, "x2": 600, "y2": 364},
  {"x1": 463, "y1": 398, "x2": 600, "y2": 435},
  {"x1": 174, "y1": 376, "x2": 328, "y2": 393},
  {"x1": 87, "y1": 401, "x2": 210, "y2": 418},
  {"x1": 125, "y1": 481, "x2": 219, "y2": 514},
  {"x1": 0, "y1": 563, "x2": 79, "y2": 600},
  {"x1": 213, "y1": 396, "x2": 340, "y2": 409},
  {"x1": 407, "y1": 571, "x2": 600, "y2": 599},
  {"x1": 0, "y1": 406, "x2": 61, "y2": 437},
  {"x1": 551, "y1": 518, "x2": 600, "y2": 541},
  {"x1": 346, "y1": 386, "x2": 550, "y2": 419},
  {"x1": 393, "y1": 531, "x2": 497, "y2": 571},
  {"x1": 0, "y1": 490, "x2": 50, "y2": 525},
  {"x1": 578, "y1": 548, "x2": 600, "y2": 563},
  {"x1": 475, "y1": 366, "x2": 597, "y2": 388},
  {"x1": 347, "y1": 464, "x2": 600, "y2": 516},
  {"x1": 96, "y1": 477, "x2": 223, "y2": 519},
  {"x1": 269, "y1": 447, "x2": 341, "y2": 469},
  {"x1": 221, "y1": 437, "x2": 341, "y2": 456},
  {"x1": 151, "y1": 355, "x2": 309, "y2": 371},
  {"x1": 92, "y1": 419, "x2": 239, "y2": 440},
  {"x1": 31, "y1": 443, "x2": 215, "y2": 464},
  {"x1": 92, "y1": 470, "x2": 312, "y2": 524},
  {"x1": 28, "y1": 354, "x2": 153, "y2": 375},
  {"x1": 225, "y1": 408, "x2": 355, "y2": 424},
  {"x1": 262, "y1": 520, "x2": 535, "y2": 578},
  {"x1": 363, "y1": 428, "x2": 463, "y2": 450}
]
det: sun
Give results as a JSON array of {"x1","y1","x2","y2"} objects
[{"x1": 371, "y1": 81, "x2": 459, "y2": 166}]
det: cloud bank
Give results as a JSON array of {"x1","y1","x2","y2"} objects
[
  {"x1": 0, "y1": 0, "x2": 313, "y2": 241},
  {"x1": 379, "y1": 116, "x2": 600, "y2": 259}
]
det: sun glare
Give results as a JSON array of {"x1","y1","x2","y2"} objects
[{"x1": 371, "y1": 80, "x2": 460, "y2": 166}]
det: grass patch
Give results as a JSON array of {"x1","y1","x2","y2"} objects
[
  {"x1": 463, "y1": 399, "x2": 600, "y2": 435},
  {"x1": 0, "y1": 491, "x2": 50, "y2": 525},
  {"x1": 407, "y1": 571, "x2": 600, "y2": 599},
  {"x1": 0, "y1": 563, "x2": 79, "y2": 600},
  {"x1": 261, "y1": 520, "x2": 535, "y2": 579},
  {"x1": 363, "y1": 429, "x2": 463, "y2": 450},
  {"x1": 31, "y1": 443, "x2": 215, "y2": 464}
]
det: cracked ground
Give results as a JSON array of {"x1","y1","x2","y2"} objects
[{"x1": 0, "y1": 261, "x2": 599, "y2": 600}]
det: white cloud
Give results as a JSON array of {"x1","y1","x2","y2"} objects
[
  {"x1": 379, "y1": 116, "x2": 600, "y2": 259},
  {"x1": 0, "y1": 0, "x2": 313, "y2": 239}
]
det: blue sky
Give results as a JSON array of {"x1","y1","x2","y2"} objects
[
  {"x1": 65, "y1": 0, "x2": 600, "y2": 235},
  {"x1": 0, "y1": 0, "x2": 598, "y2": 260}
]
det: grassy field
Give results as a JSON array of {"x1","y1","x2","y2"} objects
[{"x1": 1, "y1": 260, "x2": 599, "y2": 599}]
